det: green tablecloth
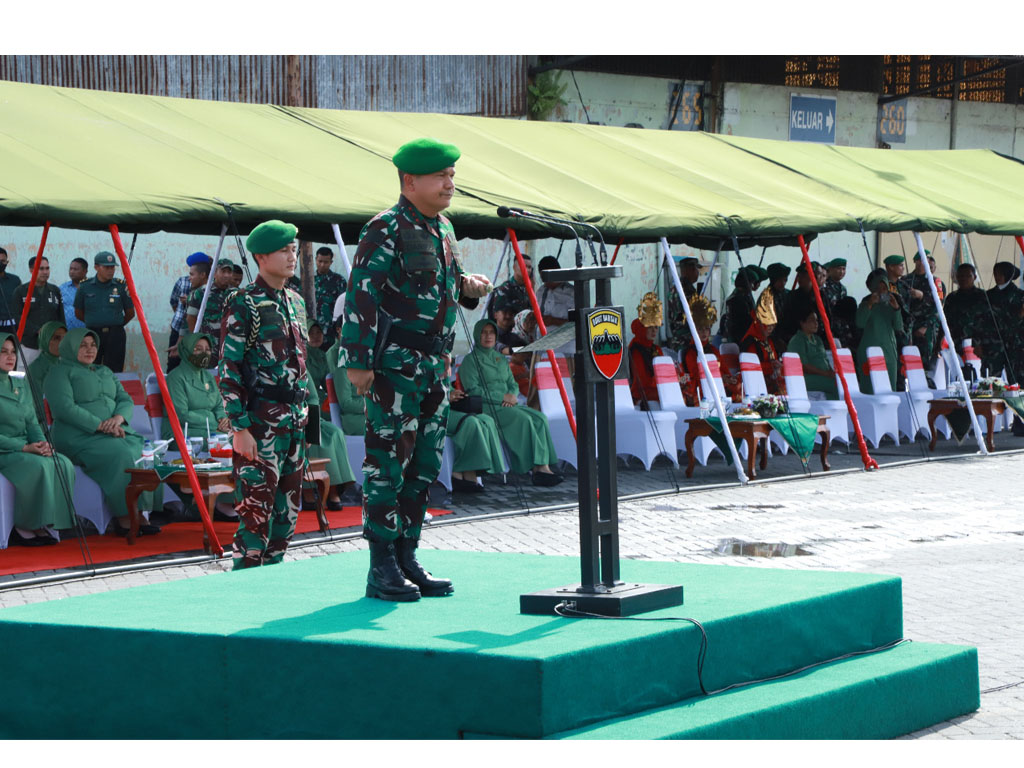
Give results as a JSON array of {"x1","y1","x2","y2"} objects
[
  {"x1": 942, "y1": 395, "x2": 1023, "y2": 443},
  {"x1": 705, "y1": 413, "x2": 820, "y2": 464}
]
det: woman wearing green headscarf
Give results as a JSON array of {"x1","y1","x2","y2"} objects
[
  {"x1": 0, "y1": 333, "x2": 76, "y2": 546},
  {"x1": 43, "y1": 328, "x2": 160, "y2": 536},
  {"x1": 447, "y1": 386, "x2": 507, "y2": 493},
  {"x1": 856, "y1": 269, "x2": 904, "y2": 394},
  {"x1": 306, "y1": 320, "x2": 330, "y2": 405},
  {"x1": 303, "y1": 371, "x2": 355, "y2": 508},
  {"x1": 25, "y1": 320, "x2": 67, "y2": 423},
  {"x1": 326, "y1": 344, "x2": 366, "y2": 436},
  {"x1": 458, "y1": 318, "x2": 562, "y2": 486},
  {"x1": 162, "y1": 332, "x2": 229, "y2": 441}
]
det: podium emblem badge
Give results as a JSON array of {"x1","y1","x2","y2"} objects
[{"x1": 587, "y1": 309, "x2": 624, "y2": 380}]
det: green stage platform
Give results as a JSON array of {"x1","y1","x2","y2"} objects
[{"x1": 0, "y1": 551, "x2": 978, "y2": 739}]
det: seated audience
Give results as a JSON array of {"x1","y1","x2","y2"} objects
[
  {"x1": 326, "y1": 344, "x2": 366, "y2": 436},
  {"x1": 447, "y1": 386, "x2": 507, "y2": 493},
  {"x1": 26, "y1": 320, "x2": 66, "y2": 423},
  {"x1": 0, "y1": 333, "x2": 76, "y2": 546},
  {"x1": 785, "y1": 309, "x2": 839, "y2": 399},
  {"x1": 459, "y1": 318, "x2": 563, "y2": 487},
  {"x1": 741, "y1": 289, "x2": 785, "y2": 395},
  {"x1": 678, "y1": 296, "x2": 740, "y2": 405},
  {"x1": 628, "y1": 292, "x2": 665, "y2": 409},
  {"x1": 303, "y1": 373, "x2": 356, "y2": 510},
  {"x1": 44, "y1": 328, "x2": 160, "y2": 536},
  {"x1": 306, "y1": 320, "x2": 330, "y2": 404}
]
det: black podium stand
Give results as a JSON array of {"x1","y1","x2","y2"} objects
[{"x1": 519, "y1": 265, "x2": 683, "y2": 617}]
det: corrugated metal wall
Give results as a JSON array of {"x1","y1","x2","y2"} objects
[{"x1": 0, "y1": 55, "x2": 528, "y2": 115}]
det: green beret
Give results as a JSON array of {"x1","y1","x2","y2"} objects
[
  {"x1": 912, "y1": 250, "x2": 931, "y2": 262},
  {"x1": 825, "y1": 258, "x2": 847, "y2": 269},
  {"x1": 766, "y1": 263, "x2": 791, "y2": 280},
  {"x1": 216, "y1": 258, "x2": 235, "y2": 269},
  {"x1": 94, "y1": 251, "x2": 117, "y2": 266},
  {"x1": 883, "y1": 254, "x2": 906, "y2": 266},
  {"x1": 392, "y1": 138, "x2": 461, "y2": 175},
  {"x1": 246, "y1": 220, "x2": 298, "y2": 255}
]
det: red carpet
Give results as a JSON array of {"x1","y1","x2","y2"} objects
[{"x1": 0, "y1": 507, "x2": 452, "y2": 577}]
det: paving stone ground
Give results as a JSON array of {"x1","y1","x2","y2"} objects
[{"x1": 2, "y1": 449, "x2": 1022, "y2": 739}]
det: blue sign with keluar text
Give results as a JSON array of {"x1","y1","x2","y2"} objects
[{"x1": 789, "y1": 94, "x2": 836, "y2": 144}]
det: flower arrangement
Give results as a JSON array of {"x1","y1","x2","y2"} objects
[
  {"x1": 973, "y1": 376, "x2": 1007, "y2": 397},
  {"x1": 751, "y1": 394, "x2": 788, "y2": 419}
]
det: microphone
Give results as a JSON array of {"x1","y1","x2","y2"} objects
[
  {"x1": 496, "y1": 206, "x2": 585, "y2": 268},
  {"x1": 496, "y1": 206, "x2": 517, "y2": 218},
  {"x1": 496, "y1": 206, "x2": 606, "y2": 266}
]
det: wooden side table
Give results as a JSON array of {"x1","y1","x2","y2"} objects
[
  {"x1": 928, "y1": 398, "x2": 1006, "y2": 452},
  {"x1": 683, "y1": 415, "x2": 830, "y2": 479},
  {"x1": 124, "y1": 458, "x2": 331, "y2": 550}
]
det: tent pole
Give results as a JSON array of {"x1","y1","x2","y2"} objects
[
  {"x1": 797, "y1": 234, "x2": 879, "y2": 471},
  {"x1": 481, "y1": 233, "x2": 511, "y2": 318},
  {"x1": 108, "y1": 225, "x2": 224, "y2": 554},
  {"x1": 660, "y1": 237, "x2": 747, "y2": 484},
  {"x1": 15, "y1": 221, "x2": 50, "y2": 342},
  {"x1": 609, "y1": 237, "x2": 625, "y2": 266},
  {"x1": 330, "y1": 224, "x2": 352, "y2": 278},
  {"x1": 914, "y1": 233, "x2": 988, "y2": 456},
  {"x1": 194, "y1": 224, "x2": 228, "y2": 332},
  {"x1": 507, "y1": 228, "x2": 577, "y2": 439}
]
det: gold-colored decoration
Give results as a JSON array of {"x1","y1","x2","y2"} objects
[
  {"x1": 755, "y1": 287, "x2": 778, "y2": 325},
  {"x1": 688, "y1": 295, "x2": 717, "y2": 329},
  {"x1": 637, "y1": 292, "x2": 663, "y2": 327}
]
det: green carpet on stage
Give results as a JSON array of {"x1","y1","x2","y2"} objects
[{"x1": 0, "y1": 551, "x2": 977, "y2": 739}]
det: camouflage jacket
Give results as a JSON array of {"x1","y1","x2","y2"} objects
[
  {"x1": 342, "y1": 195, "x2": 473, "y2": 378},
  {"x1": 666, "y1": 280, "x2": 696, "y2": 349},
  {"x1": 218, "y1": 274, "x2": 309, "y2": 431},
  {"x1": 822, "y1": 278, "x2": 847, "y2": 309},
  {"x1": 187, "y1": 284, "x2": 230, "y2": 339},
  {"x1": 981, "y1": 283, "x2": 1024, "y2": 356},
  {"x1": 899, "y1": 273, "x2": 941, "y2": 327},
  {"x1": 314, "y1": 270, "x2": 347, "y2": 328},
  {"x1": 487, "y1": 276, "x2": 531, "y2": 320},
  {"x1": 943, "y1": 288, "x2": 989, "y2": 351}
]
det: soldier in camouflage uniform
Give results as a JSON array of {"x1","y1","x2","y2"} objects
[
  {"x1": 982, "y1": 261, "x2": 1024, "y2": 384},
  {"x1": 313, "y1": 247, "x2": 347, "y2": 345},
  {"x1": 943, "y1": 263, "x2": 990, "y2": 355},
  {"x1": 899, "y1": 253, "x2": 943, "y2": 370},
  {"x1": 186, "y1": 257, "x2": 235, "y2": 367},
  {"x1": 487, "y1": 253, "x2": 532, "y2": 321},
  {"x1": 219, "y1": 221, "x2": 309, "y2": 570},
  {"x1": 821, "y1": 258, "x2": 854, "y2": 348},
  {"x1": 342, "y1": 138, "x2": 491, "y2": 601},
  {"x1": 666, "y1": 257, "x2": 699, "y2": 350}
]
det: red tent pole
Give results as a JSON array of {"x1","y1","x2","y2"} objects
[
  {"x1": 609, "y1": 237, "x2": 625, "y2": 266},
  {"x1": 507, "y1": 228, "x2": 577, "y2": 439},
  {"x1": 1016, "y1": 235, "x2": 1024, "y2": 277},
  {"x1": 15, "y1": 222, "x2": 51, "y2": 341},
  {"x1": 108, "y1": 225, "x2": 223, "y2": 555},
  {"x1": 797, "y1": 234, "x2": 878, "y2": 471}
]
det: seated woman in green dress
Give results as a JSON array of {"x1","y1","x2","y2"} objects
[
  {"x1": 447, "y1": 385, "x2": 507, "y2": 494},
  {"x1": 44, "y1": 328, "x2": 160, "y2": 536},
  {"x1": 303, "y1": 372, "x2": 356, "y2": 509},
  {"x1": 785, "y1": 308, "x2": 839, "y2": 399},
  {"x1": 162, "y1": 332, "x2": 235, "y2": 521},
  {"x1": 306, "y1": 320, "x2": 330, "y2": 405},
  {"x1": 0, "y1": 333, "x2": 76, "y2": 546},
  {"x1": 326, "y1": 344, "x2": 366, "y2": 436},
  {"x1": 459, "y1": 318, "x2": 563, "y2": 487},
  {"x1": 856, "y1": 269, "x2": 904, "y2": 394},
  {"x1": 25, "y1": 320, "x2": 66, "y2": 424}
]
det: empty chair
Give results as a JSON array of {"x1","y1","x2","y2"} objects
[
  {"x1": 613, "y1": 379, "x2": 678, "y2": 470},
  {"x1": 898, "y1": 346, "x2": 936, "y2": 441},
  {"x1": 738, "y1": 352, "x2": 790, "y2": 456},
  {"x1": 115, "y1": 371, "x2": 155, "y2": 439},
  {"x1": 834, "y1": 348, "x2": 900, "y2": 448},
  {"x1": 782, "y1": 353, "x2": 848, "y2": 446},
  {"x1": 652, "y1": 355, "x2": 721, "y2": 467},
  {"x1": 534, "y1": 361, "x2": 580, "y2": 469},
  {"x1": 73, "y1": 466, "x2": 115, "y2": 535}
]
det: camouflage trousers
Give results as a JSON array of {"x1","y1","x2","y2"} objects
[
  {"x1": 231, "y1": 417, "x2": 307, "y2": 570},
  {"x1": 911, "y1": 317, "x2": 941, "y2": 370},
  {"x1": 362, "y1": 364, "x2": 448, "y2": 542}
]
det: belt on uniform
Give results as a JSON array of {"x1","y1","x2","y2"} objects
[
  {"x1": 387, "y1": 325, "x2": 455, "y2": 356},
  {"x1": 95, "y1": 325, "x2": 124, "y2": 332},
  {"x1": 252, "y1": 383, "x2": 307, "y2": 405}
]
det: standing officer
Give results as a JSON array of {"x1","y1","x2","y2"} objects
[
  {"x1": 882, "y1": 254, "x2": 913, "y2": 352},
  {"x1": 342, "y1": 137, "x2": 491, "y2": 602},
  {"x1": 313, "y1": 246, "x2": 347, "y2": 340},
  {"x1": 219, "y1": 220, "x2": 309, "y2": 570},
  {"x1": 74, "y1": 251, "x2": 134, "y2": 372},
  {"x1": 12, "y1": 256, "x2": 65, "y2": 366},
  {"x1": 0, "y1": 247, "x2": 22, "y2": 334}
]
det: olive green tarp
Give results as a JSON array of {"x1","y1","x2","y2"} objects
[{"x1": 3, "y1": 79, "x2": 1024, "y2": 243}]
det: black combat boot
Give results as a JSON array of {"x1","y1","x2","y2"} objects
[
  {"x1": 394, "y1": 537, "x2": 454, "y2": 597},
  {"x1": 366, "y1": 538, "x2": 421, "y2": 602}
]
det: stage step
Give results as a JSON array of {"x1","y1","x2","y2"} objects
[{"x1": 544, "y1": 641, "x2": 978, "y2": 740}]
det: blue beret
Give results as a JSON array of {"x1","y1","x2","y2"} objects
[
  {"x1": 186, "y1": 251, "x2": 211, "y2": 266},
  {"x1": 392, "y1": 138, "x2": 461, "y2": 175},
  {"x1": 246, "y1": 220, "x2": 298, "y2": 255}
]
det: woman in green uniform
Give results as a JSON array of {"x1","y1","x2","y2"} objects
[
  {"x1": 458, "y1": 318, "x2": 562, "y2": 487},
  {"x1": 44, "y1": 328, "x2": 160, "y2": 536},
  {"x1": 25, "y1": 320, "x2": 66, "y2": 423},
  {"x1": 306, "y1": 320, "x2": 330, "y2": 404},
  {"x1": 856, "y1": 269, "x2": 904, "y2": 394},
  {"x1": 303, "y1": 372, "x2": 355, "y2": 509},
  {"x1": 326, "y1": 344, "x2": 366, "y2": 436},
  {"x1": 785, "y1": 309, "x2": 839, "y2": 399},
  {"x1": 0, "y1": 333, "x2": 76, "y2": 546},
  {"x1": 447, "y1": 386, "x2": 507, "y2": 493}
]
